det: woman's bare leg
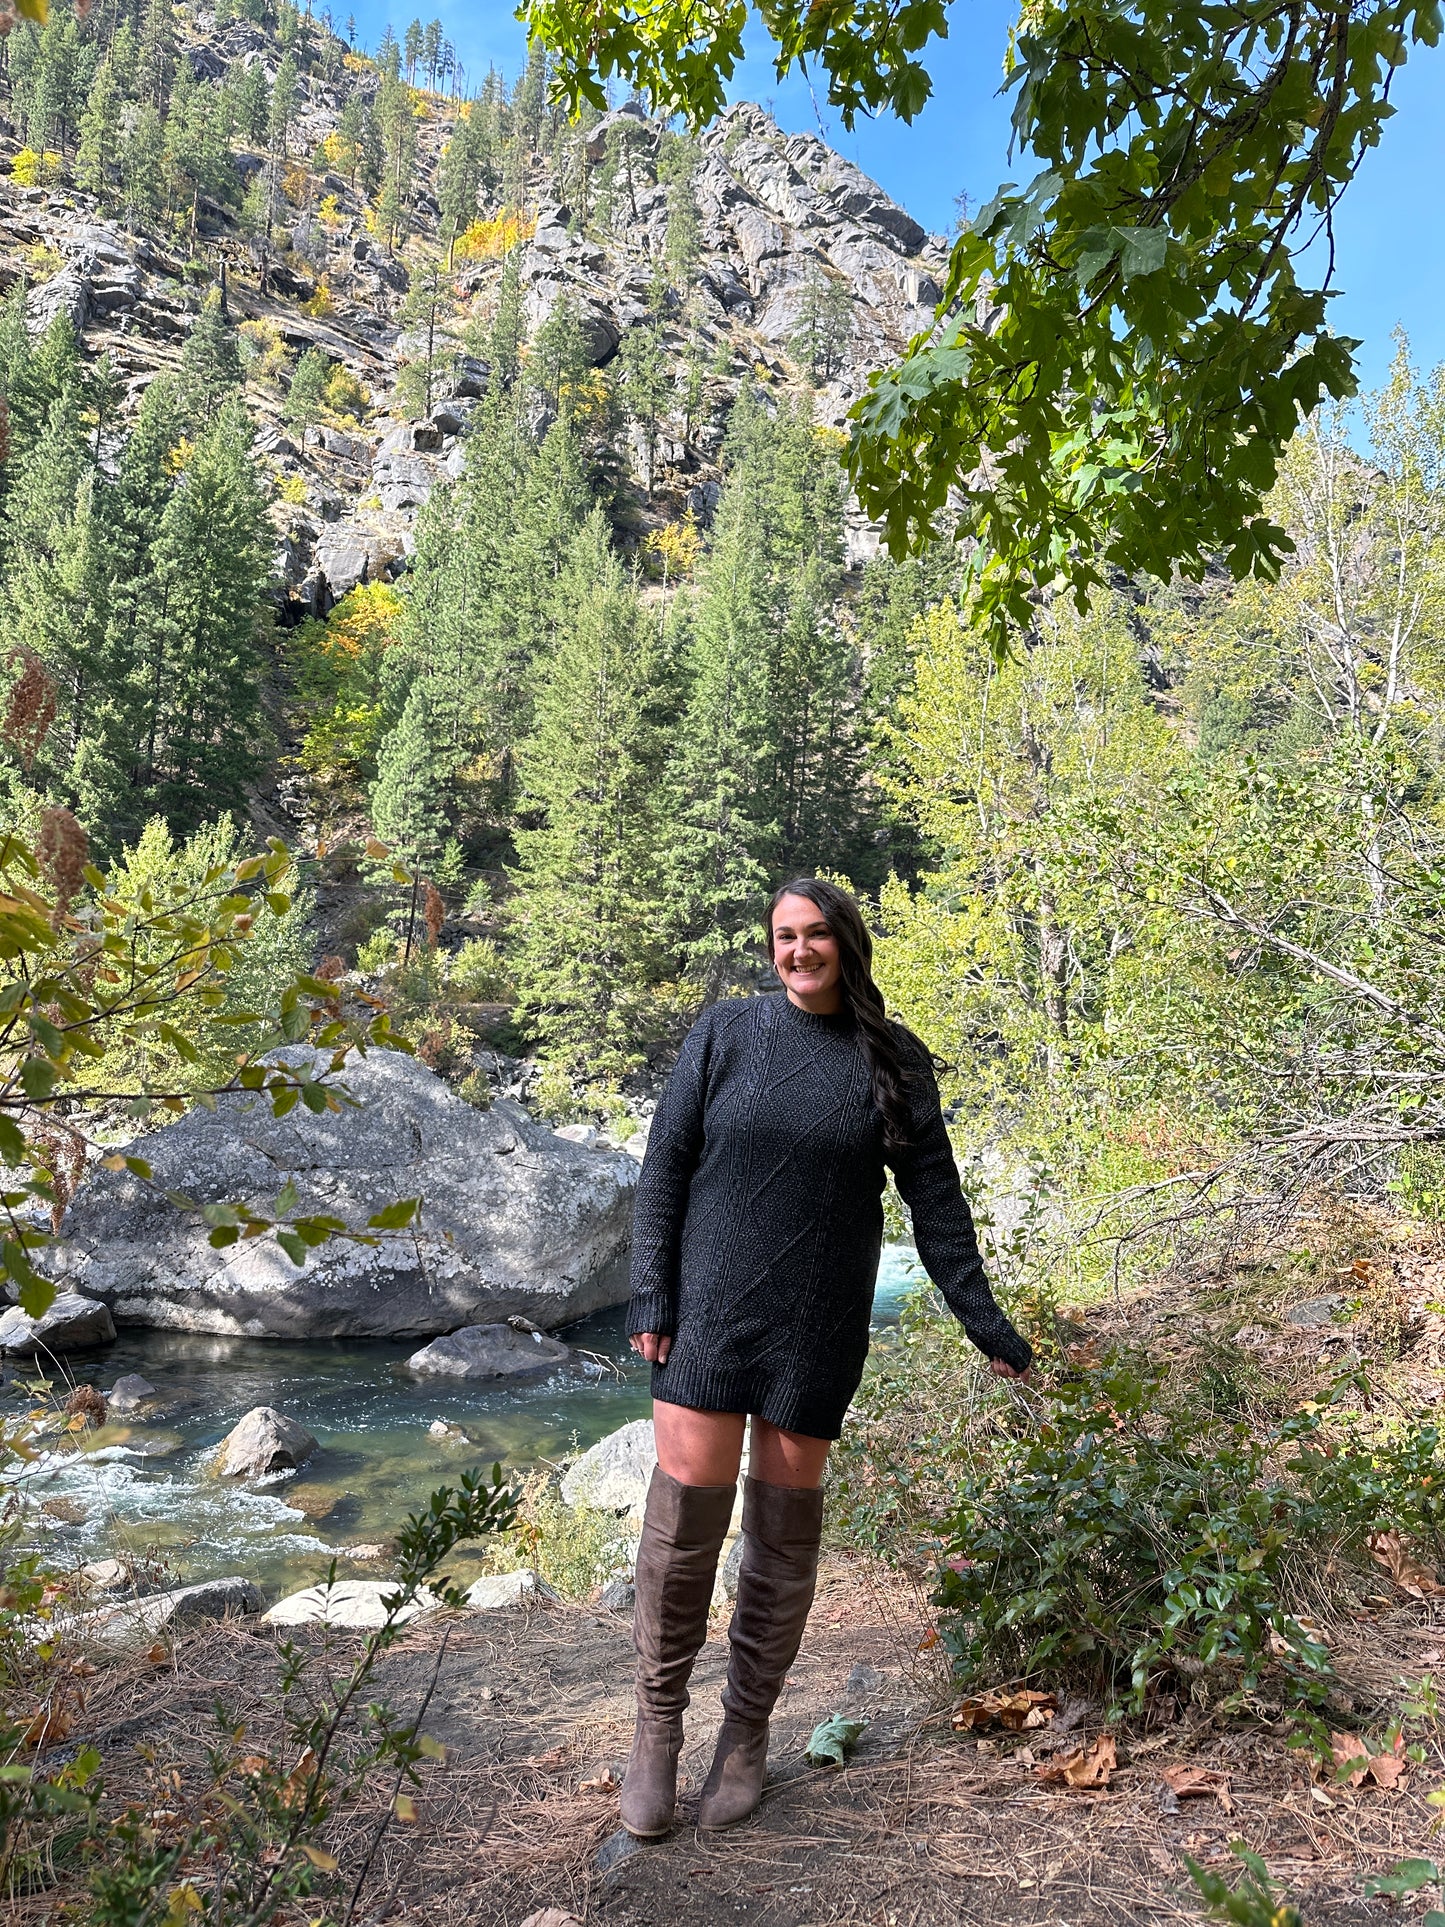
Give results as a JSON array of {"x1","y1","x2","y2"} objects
[
  {"x1": 747, "y1": 1418, "x2": 830, "y2": 1488},
  {"x1": 652, "y1": 1401, "x2": 746, "y2": 1485},
  {"x1": 652, "y1": 1408, "x2": 831, "y2": 1488}
]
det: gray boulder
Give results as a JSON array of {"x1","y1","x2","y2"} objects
[
  {"x1": 215, "y1": 1406, "x2": 317, "y2": 1478},
  {"x1": 264, "y1": 1579, "x2": 441, "y2": 1628},
  {"x1": 561, "y1": 1419, "x2": 657, "y2": 1516},
  {"x1": 56, "y1": 1048, "x2": 638, "y2": 1338},
  {"x1": 464, "y1": 1569, "x2": 560, "y2": 1610},
  {"x1": 106, "y1": 1373, "x2": 157, "y2": 1413},
  {"x1": 406, "y1": 1322, "x2": 571, "y2": 1379},
  {"x1": 0, "y1": 1291, "x2": 116, "y2": 1355},
  {"x1": 71, "y1": 1576, "x2": 263, "y2": 1644}
]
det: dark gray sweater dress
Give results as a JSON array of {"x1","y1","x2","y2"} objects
[{"x1": 626, "y1": 994, "x2": 1032, "y2": 1440}]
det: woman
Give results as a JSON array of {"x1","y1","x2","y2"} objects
[{"x1": 620, "y1": 877, "x2": 1032, "y2": 1839}]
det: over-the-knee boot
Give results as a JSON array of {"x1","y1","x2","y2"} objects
[
  {"x1": 697, "y1": 1477, "x2": 824, "y2": 1830},
  {"x1": 619, "y1": 1465, "x2": 735, "y2": 1840}
]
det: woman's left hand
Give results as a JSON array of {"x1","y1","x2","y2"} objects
[{"x1": 990, "y1": 1357, "x2": 1032, "y2": 1384}]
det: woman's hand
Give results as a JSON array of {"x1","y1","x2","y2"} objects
[
  {"x1": 630, "y1": 1332, "x2": 672, "y2": 1365},
  {"x1": 989, "y1": 1357, "x2": 1031, "y2": 1384}
]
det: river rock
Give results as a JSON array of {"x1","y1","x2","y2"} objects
[
  {"x1": 464, "y1": 1569, "x2": 560, "y2": 1610},
  {"x1": 0, "y1": 1291, "x2": 116, "y2": 1355},
  {"x1": 106, "y1": 1373, "x2": 157, "y2": 1413},
  {"x1": 405, "y1": 1322, "x2": 571, "y2": 1379},
  {"x1": 56, "y1": 1047, "x2": 638, "y2": 1338},
  {"x1": 263, "y1": 1579, "x2": 441, "y2": 1628},
  {"x1": 215, "y1": 1406, "x2": 317, "y2": 1478},
  {"x1": 561, "y1": 1419, "x2": 657, "y2": 1516},
  {"x1": 593, "y1": 1576, "x2": 636, "y2": 1612},
  {"x1": 74, "y1": 1575, "x2": 263, "y2": 1643}
]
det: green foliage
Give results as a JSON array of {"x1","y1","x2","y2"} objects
[
  {"x1": 529, "y1": 0, "x2": 1438, "y2": 660},
  {"x1": 480, "y1": 1465, "x2": 629, "y2": 1599},
  {"x1": 448, "y1": 935, "x2": 509, "y2": 1001},
  {"x1": 932, "y1": 1354, "x2": 1444, "y2": 1713},
  {"x1": 1187, "y1": 1844, "x2": 1303, "y2": 1927}
]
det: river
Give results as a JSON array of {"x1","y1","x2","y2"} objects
[{"x1": 12, "y1": 1247, "x2": 925, "y2": 1597}]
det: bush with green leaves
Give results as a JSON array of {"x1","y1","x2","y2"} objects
[{"x1": 933, "y1": 1356, "x2": 1445, "y2": 1714}]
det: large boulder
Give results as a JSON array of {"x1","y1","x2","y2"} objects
[
  {"x1": 405, "y1": 1323, "x2": 571, "y2": 1379},
  {"x1": 56, "y1": 1048, "x2": 638, "y2": 1338},
  {"x1": 216, "y1": 1406, "x2": 317, "y2": 1478},
  {"x1": 560, "y1": 1419, "x2": 657, "y2": 1517},
  {"x1": 0, "y1": 1291, "x2": 116, "y2": 1355},
  {"x1": 66, "y1": 1576, "x2": 263, "y2": 1645},
  {"x1": 264, "y1": 1580, "x2": 441, "y2": 1629}
]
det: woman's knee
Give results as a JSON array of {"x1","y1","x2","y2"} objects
[{"x1": 653, "y1": 1403, "x2": 747, "y2": 1485}]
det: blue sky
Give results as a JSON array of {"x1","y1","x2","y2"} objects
[{"x1": 351, "y1": 0, "x2": 1444, "y2": 396}]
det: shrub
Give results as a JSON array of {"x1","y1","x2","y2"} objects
[
  {"x1": 302, "y1": 283, "x2": 335, "y2": 319},
  {"x1": 449, "y1": 936, "x2": 509, "y2": 1001},
  {"x1": 478, "y1": 1467, "x2": 632, "y2": 1601},
  {"x1": 10, "y1": 148, "x2": 60, "y2": 186},
  {"x1": 276, "y1": 470, "x2": 308, "y2": 505},
  {"x1": 452, "y1": 213, "x2": 535, "y2": 262},
  {"x1": 323, "y1": 363, "x2": 369, "y2": 419},
  {"x1": 356, "y1": 927, "x2": 398, "y2": 974},
  {"x1": 933, "y1": 1354, "x2": 1444, "y2": 1714}
]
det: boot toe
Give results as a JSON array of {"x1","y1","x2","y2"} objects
[{"x1": 697, "y1": 1721, "x2": 768, "y2": 1830}]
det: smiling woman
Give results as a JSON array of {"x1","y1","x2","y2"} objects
[{"x1": 617, "y1": 874, "x2": 1031, "y2": 1842}]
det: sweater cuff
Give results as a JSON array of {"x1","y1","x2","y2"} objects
[
  {"x1": 626, "y1": 1290, "x2": 675, "y2": 1339},
  {"x1": 975, "y1": 1319, "x2": 1032, "y2": 1374}
]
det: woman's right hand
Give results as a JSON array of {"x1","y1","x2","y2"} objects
[{"x1": 630, "y1": 1332, "x2": 672, "y2": 1365}]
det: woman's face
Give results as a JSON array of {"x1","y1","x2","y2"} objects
[{"x1": 771, "y1": 893, "x2": 844, "y2": 1013}]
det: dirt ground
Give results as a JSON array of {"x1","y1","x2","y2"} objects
[
  {"x1": 31, "y1": 1546, "x2": 1442, "y2": 1927},
  {"x1": 18, "y1": 1217, "x2": 1445, "y2": 1927}
]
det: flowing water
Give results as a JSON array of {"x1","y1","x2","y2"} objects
[{"x1": 11, "y1": 1248, "x2": 924, "y2": 1598}]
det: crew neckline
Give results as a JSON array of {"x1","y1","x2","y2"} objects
[{"x1": 771, "y1": 991, "x2": 853, "y2": 1029}]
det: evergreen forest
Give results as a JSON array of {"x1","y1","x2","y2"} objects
[{"x1": 0, "y1": 0, "x2": 1440, "y2": 1292}]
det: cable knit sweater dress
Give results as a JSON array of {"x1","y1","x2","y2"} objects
[{"x1": 625, "y1": 993, "x2": 1032, "y2": 1440}]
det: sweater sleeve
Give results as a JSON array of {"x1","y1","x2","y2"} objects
[
  {"x1": 625, "y1": 1008, "x2": 714, "y2": 1337},
  {"x1": 888, "y1": 1042, "x2": 1033, "y2": 1373}
]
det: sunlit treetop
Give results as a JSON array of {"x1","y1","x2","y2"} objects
[{"x1": 522, "y1": 0, "x2": 1442, "y2": 659}]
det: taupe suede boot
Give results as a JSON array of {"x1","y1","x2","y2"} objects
[
  {"x1": 619, "y1": 1465, "x2": 736, "y2": 1840},
  {"x1": 697, "y1": 1477, "x2": 825, "y2": 1830}
]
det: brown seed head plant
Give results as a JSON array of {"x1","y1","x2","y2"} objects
[
  {"x1": 36, "y1": 806, "x2": 88, "y2": 923},
  {"x1": 422, "y1": 881, "x2": 446, "y2": 949},
  {"x1": 2, "y1": 647, "x2": 56, "y2": 771}
]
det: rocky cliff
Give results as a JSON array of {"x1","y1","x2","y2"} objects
[{"x1": 0, "y1": 10, "x2": 945, "y2": 615}]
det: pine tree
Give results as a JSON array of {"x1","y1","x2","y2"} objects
[
  {"x1": 395, "y1": 254, "x2": 457, "y2": 419},
  {"x1": 283, "y1": 345, "x2": 330, "y2": 433},
  {"x1": 121, "y1": 101, "x2": 165, "y2": 220},
  {"x1": 135, "y1": 396, "x2": 271, "y2": 831},
  {"x1": 176, "y1": 291, "x2": 244, "y2": 429},
  {"x1": 229, "y1": 58, "x2": 269, "y2": 145},
  {"x1": 268, "y1": 50, "x2": 299, "y2": 161},
  {"x1": 509, "y1": 512, "x2": 664, "y2": 1074},
  {"x1": 402, "y1": 18, "x2": 422, "y2": 84},
  {"x1": 789, "y1": 266, "x2": 854, "y2": 385},
  {"x1": 659, "y1": 132, "x2": 701, "y2": 290},
  {"x1": 76, "y1": 54, "x2": 122, "y2": 199},
  {"x1": 369, "y1": 673, "x2": 453, "y2": 879}
]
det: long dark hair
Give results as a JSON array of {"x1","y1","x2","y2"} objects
[{"x1": 766, "y1": 877, "x2": 921, "y2": 1157}]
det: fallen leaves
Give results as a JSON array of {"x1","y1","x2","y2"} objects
[
  {"x1": 1369, "y1": 1530, "x2": 1442, "y2": 1599},
  {"x1": 578, "y1": 1768, "x2": 617, "y2": 1793},
  {"x1": 1036, "y1": 1733, "x2": 1116, "y2": 1791},
  {"x1": 1326, "y1": 1729, "x2": 1409, "y2": 1791},
  {"x1": 951, "y1": 1688, "x2": 1057, "y2": 1734},
  {"x1": 1161, "y1": 1764, "x2": 1233, "y2": 1814}
]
